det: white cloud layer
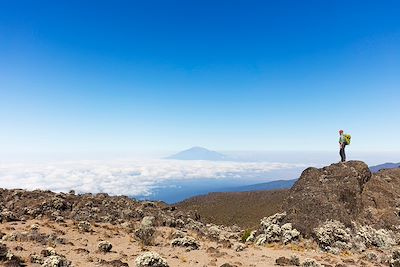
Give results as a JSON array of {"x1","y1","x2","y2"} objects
[{"x1": 0, "y1": 159, "x2": 306, "y2": 196}]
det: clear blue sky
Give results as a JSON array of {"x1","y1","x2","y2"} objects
[{"x1": 1, "y1": 0, "x2": 399, "y2": 155}]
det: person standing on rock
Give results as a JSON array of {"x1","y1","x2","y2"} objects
[{"x1": 339, "y1": 130, "x2": 346, "y2": 162}]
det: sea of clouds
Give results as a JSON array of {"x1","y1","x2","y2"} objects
[{"x1": 0, "y1": 159, "x2": 307, "y2": 197}]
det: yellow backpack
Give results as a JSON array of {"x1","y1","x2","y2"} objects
[{"x1": 344, "y1": 134, "x2": 351, "y2": 145}]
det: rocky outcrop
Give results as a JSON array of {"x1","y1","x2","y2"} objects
[
  {"x1": 359, "y1": 168, "x2": 400, "y2": 229},
  {"x1": 0, "y1": 188, "x2": 206, "y2": 234},
  {"x1": 284, "y1": 160, "x2": 400, "y2": 237},
  {"x1": 284, "y1": 161, "x2": 371, "y2": 235}
]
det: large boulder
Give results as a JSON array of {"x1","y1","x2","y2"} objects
[
  {"x1": 359, "y1": 168, "x2": 400, "y2": 229},
  {"x1": 284, "y1": 161, "x2": 371, "y2": 235}
]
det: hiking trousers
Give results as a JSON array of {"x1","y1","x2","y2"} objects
[{"x1": 340, "y1": 144, "x2": 346, "y2": 162}]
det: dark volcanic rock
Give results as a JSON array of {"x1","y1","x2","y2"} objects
[
  {"x1": 284, "y1": 161, "x2": 371, "y2": 235},
  {"x1": 359, "y1": 168, "x2": 400, "y2": 229}
]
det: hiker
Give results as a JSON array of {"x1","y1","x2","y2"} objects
[{"x1": 339, "y1": 130, "x2": 347, "y2": 162}]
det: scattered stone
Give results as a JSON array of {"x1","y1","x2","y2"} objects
[
  {"x1": 276, "y1": 255, "x2": 300, "y2": 266},
  {"x1": 0, "y1": 243, "x2": 8, "y2": 260},
  {"x1": 98, "y1": 241, "x2": 112, "y2": 253},
  {"x1": 14, "y1": 246, "x2": 23, "y2": 252},
  {"x1": 73, "y1": 248, "x2": 90, "y2": 254},
  {"x1": 55, "y1": 216, "x2": 65, "y2": 223},
  {"x1": 220, "y1": 264, "x2": 238, "y2": 267},
  {"x1": 233, "y1": 243, "x2": 245, "y2": 252},
  {"x1": 171, "y1": 236, "x2": 200, "y2": 250},
  {"x1": 77, "y1": 221, "x2": 92, "y2": 232},
  {"x1": 30, "y1": 224, "x2": 40, "y2": 231},
  {"x1": 98, "y1": 259, "x2": 129, "y2": 267},
  {"x1": 391, "y1": 249, "x2": 400, "y2": 267},
  {"x1": 302, "y1": 258, "x2": 321, "y2": 267}
]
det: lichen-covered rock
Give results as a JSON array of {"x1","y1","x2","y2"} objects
[
  {"x1": 41, "y1": 255, "x2": 71, "y2": 267},
  {"x1": 171, "y1": 236, "x2": 200, "y2": 250},
  {"x1": 98, "y1": 241, "x2": 112, "y2": 253},
  {"x1": 135, "y1": 252, "x2": 169, "y2": 267}
]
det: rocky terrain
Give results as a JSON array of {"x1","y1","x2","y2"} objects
[{"x1": 0, "y1": 160, "x2": 400, "y2": 266}]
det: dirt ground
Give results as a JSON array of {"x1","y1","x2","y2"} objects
[{"x1": 0, "y1": 219, "x2": 388, "y2": 267}]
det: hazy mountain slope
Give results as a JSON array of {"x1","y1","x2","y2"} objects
[
  {"x1": 369, "y1": 162, "x2": 400, "y2": 173},
  {"x1": 176, "y1": 189, "x2": 288, "y2": 228},
  {"x1": 165, "y1": 146, "x2": 229, "y2": 161},
  {"x1": 220, "y1": 179, "x2": 297, "y2": 192}
]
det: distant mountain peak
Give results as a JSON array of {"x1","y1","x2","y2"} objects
[
  {"x1": 369, "y1": 162, "x2": 400, "y2": 173},
  {"x1": 165, "y1": 147, "x2": 229, "y2": 161}
]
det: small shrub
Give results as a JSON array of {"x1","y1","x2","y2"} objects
[
  {"x1": 134, "y1": 226, "x2": 156, "y2": 246},
  {"x1": 241, "y1": 229, "x2": 252, "y2": 242}
]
